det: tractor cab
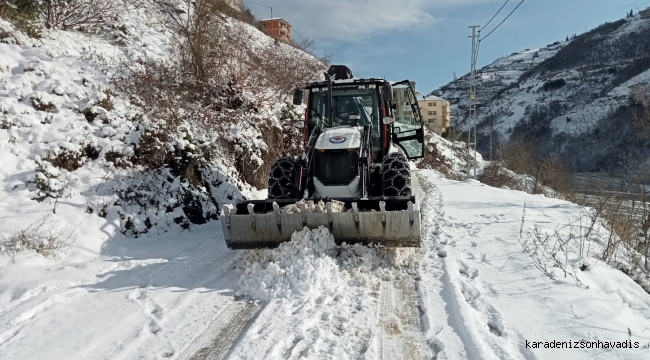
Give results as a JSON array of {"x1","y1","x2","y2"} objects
[{"x1": 298, "y1": 77, "x2": 424, "y2": 163}]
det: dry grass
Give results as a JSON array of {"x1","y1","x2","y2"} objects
[
  {"x1": 0, "y1": 214, "x2": 75, "y2": 261},
  {"x1": 482, "y1": 136, "x2": 650, "y2": 278},
  {"x1": 417, "y1": 141, "x2": 454, "y2": 178},
  {"x1": 477, "y1": 162, "x2": 524, "y2": 191}
]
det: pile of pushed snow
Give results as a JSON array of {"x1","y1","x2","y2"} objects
[
  {"x1": 236, "y1": 227, "x2": 417, "y2": 301},
  {"x1": 280, "y1": 199, "x2": 344, "y2": 214}
]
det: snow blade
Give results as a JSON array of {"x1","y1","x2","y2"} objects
[{"x1": 220, "y1": 197, "x2": 421, "y2": 249}]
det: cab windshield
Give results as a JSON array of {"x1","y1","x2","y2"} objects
[{"x1": 309, "y1": 87, "x2": 379, "y2": 129}]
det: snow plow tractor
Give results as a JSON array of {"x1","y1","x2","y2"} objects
[{"x1": 221, "y1": 65, "x2": 425, "y2": 249}]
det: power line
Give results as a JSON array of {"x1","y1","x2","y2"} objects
[
  {"x1": 481, "y1": 0, "x2": 511, "y2": 32},
  {"x1": 480, "y1": 0, "x2": 525, "y2": 42}
]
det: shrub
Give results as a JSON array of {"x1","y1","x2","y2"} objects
[
  {"x1": 543, "y1": 78, "x2": 566, "y2": 91},
  {"x1": 478, "y1": 162, "x2": 523, "y2": 190},
  {"x1": 1, "y1": 115, "x2": 11, "y2": 129},
  {"x1": 81, "y1": 89, "x2": 114, "y2": 121},
  {"x1": 0, "y1": 214, "x2": 74, "y2": 261},
  {"x1": 46, "y1": 149, "x2": 83, "y2": 171},
  {"x1": 2, "y1": 1, "x2": 125, "y2": 33},
  {"x1": 31, "y1": 96, "x2": 56, "y2": 112},
  {"x1": 40, "y1": 0, "x2": 124, "y2": 31},
  {"x1": 441, "y1": 126, "x2": 465, "y2": 142},
  {"x1": 97, "y1": 89, "x2": 114, "y2": 111},
  {"x1": 0, "y1": 0, "x2": 42, "y2": 38},
  {"x1": 418, "y1": 141, "x2": 449, "y2": 171},
  {"x1": 26, "y1": 158, "x2": 70, "y2": 202}
]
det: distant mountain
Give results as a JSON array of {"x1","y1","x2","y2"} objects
[{"x1": 430, "y1": 14, "x2": 650, "y2": 172}]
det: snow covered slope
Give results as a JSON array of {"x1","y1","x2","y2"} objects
[{"x1": 432, "y1": 14, "x2": 650, "y2": 172}]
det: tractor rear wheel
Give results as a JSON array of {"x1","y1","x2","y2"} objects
[
  {"x1": 381, "y1": 153, "x2": 411, "y2": 196},
  {"x1": 268, "y1": 157, "x2": 298, "y2": 199}
]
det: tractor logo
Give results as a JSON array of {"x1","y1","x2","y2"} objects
[{"x1": 329, "y1": 136, "x2": 347, "y2": 144}]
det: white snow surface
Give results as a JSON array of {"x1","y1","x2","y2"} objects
[{"x1": 2, "y1": 170, "x2": 650, "y2": 359}]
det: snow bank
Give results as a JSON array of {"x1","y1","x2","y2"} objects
[
  {"x1": 236, "y1": 227, "x2": 417, "y2": 301},
  {"x1": 280, "y1": 199, "x2": 344, "y2": 214}
]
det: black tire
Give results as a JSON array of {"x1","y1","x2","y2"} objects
[
  {"x1": 268, "y1": 157, "x2": 298, "y2": 199},
  {"x1": 381, "y1": 153, "x2": 411, "y2": 196}
]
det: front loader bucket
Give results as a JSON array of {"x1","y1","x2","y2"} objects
[{"x1": 220, "y1": 198, "x2": 421, "y2": 249}]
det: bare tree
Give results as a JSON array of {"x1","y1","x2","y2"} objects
[{"x1": 40, "y1": 0, "x2": 124, "y2": 30}]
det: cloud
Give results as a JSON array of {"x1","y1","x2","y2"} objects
[{"x1": 248, "y1": 0, "x2": 491, "y2": 43}]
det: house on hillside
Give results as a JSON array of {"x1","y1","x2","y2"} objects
[
  {"x1": 418, "y1": 96, "x2": 450, "y2": 134},
  {"x1": 260, "y1": 18, "x2": 291, "y2": 43},
  {"x1": 225, "y1": 0, "x2": 241, "y2": 11},
  {"x1": 640, "y1": 7, "x2": 650, "y2": 19}
]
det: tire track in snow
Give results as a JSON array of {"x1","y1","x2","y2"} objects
[
  {"x1": 175, "y1": 299, "x2": 264, "y2": 360},
  {"x1": 415, "y1": 172, "x2": 523, "y2": 360},
  {"x1": 378, "y1": 278, "x2": 429, "y2": 360}
]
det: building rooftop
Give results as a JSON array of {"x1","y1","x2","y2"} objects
[
  {"x1": 260, "y1": 18, "x2": 289, "y2": 23},
  {"x1": 422, "y1": 95, "x2": 446, "y2": 101}
]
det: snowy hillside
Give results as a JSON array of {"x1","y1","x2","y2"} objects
[
  {"x1": 432, "y1": 13, "x2": 650, "y2": 172},
  {"x1": 0, "y1": 0, "x2": 322, "y2": 240}
]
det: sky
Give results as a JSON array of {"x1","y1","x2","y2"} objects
[{"x1": 245, "y1": 0, "x2": 650, "y2": 95}]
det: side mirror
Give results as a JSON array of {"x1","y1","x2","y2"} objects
[{"x1": 292, "y1": 89, "x2": 304, "y2": 105}]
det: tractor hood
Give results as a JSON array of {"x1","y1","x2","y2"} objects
[{"x1": 315, "y1": 127, "x2": 362, "y2": 150}]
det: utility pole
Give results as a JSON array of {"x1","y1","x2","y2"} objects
[
  {"x1": 489, "y1": 116, "x2": 493, "y2": 161},
  {"x1": 467, "y1": 25, "x2": 480, "y2": 179}
]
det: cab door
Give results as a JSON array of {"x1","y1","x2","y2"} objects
[{"x1": 390, "y1": 80, "x2": 425, "y2": 159}]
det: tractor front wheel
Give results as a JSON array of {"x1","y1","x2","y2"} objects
[
  {"x1": 381, "y1": 153, "x2": 411, "y2": 197},
  {"x1": 268, "y1": 157, "x2": 298, "y2": 199}
]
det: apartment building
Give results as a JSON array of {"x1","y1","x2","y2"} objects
[
  {"x1": 418, "y1": 96, "x2": 450, "y2": 134},
  {"x1": 259, "y1": 18, "x2": 292, "y2": 43}
]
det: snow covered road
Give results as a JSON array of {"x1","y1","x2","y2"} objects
[
  {"x1": 2, "y1": 171, "x2": 650, "y2": 359},
  {"x1": 416, "y1": 171, "x2": 650, "y2": 360}
]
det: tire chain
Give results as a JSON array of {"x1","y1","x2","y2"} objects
[
  {"x1": 268, "y1": 157, "x2": 297, "y2": 199},
  {"x1": 382, "y1": 153, "x2": 412, "y2": 197}
]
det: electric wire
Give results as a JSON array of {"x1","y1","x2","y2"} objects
[
  {"x1": 480, "y1": 0, "x2": 526, "y2": 42},
  {"x1": 481, "y1": 0, "x2": 511, "y2": 32}
]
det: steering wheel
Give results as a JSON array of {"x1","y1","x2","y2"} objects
[{"x1": 334, "y1": 112, "x2": 351, "y2": 126}]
